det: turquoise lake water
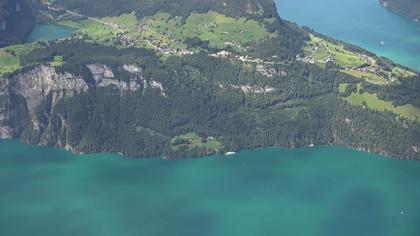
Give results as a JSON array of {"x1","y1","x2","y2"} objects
[
  {"x1": 276, "y1": 0, "x2": 420, "y2": 70},
  {"x1": 1, "y1": 1, "x2": 420, "y2": 235},
  {"x1": 26, "y1": 24, "x2": 75, "y2": 43},
  {"x1": 1, "y1": 139, "x2": 420, "y2": 236}
]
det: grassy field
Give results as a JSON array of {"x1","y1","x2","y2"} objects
[
  {"x1": 49, "y1": 55, "x2": 63, "y2": 67},
  {"x1": 60, "y1": 12, "x2": 181, "y2": 50},
  {"x1": 59, "y1": 11, "x2": 274, "y2": 52},
  {"x1": 138, "y1": 13, "x2": 187, "y2": 50},
  {"x1": 341, "y1": 69, "x2": 388, "y2": 84},
  {"x1": 334, "y1": 50, "x2": 365, "y2": 68},
  {"x1": 0, "y1": 44, "x2": 39, "y2": 76},
  {"x1": 314, "y1": 46, "x2": 329, "y2": 61},
  {"x1": 305, "y1": 35, "x2": 419, "y2": 86},
  {"x1": 344, "y1": 91, "x2": 420, "y2": 121},
  {"x1": 305, "y1": 35, "x2": 365, "y2": 68},
  {"x1": 139, "y1": 11, "x2": 274, "y2": 50},
  {"x1": 183, "y1": 11, "x2": 274, "y2": 48},
  {"x1": 302, "y1": 35, "x2": 410, "y2": 85},
  {"x1": 0, "y1": 50, "x2": 19, "y2": 75},
  {"x1": 171, "y1": 132, "x2": 223, "y2": 153},
  {"x1": 392, "y1": 66, "x2": 416, "y2": 78},
  {"x1": 102, "y1": 12, "x2": 139, "y2": 27},
  {"x1": 338, "y1": 83, "x2": 348, "y2": 94},
  {"x1": 60, "y1": 19, "x2": 119, "y2": 44}
]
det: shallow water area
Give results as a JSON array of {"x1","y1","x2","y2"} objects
[{"x1": 25, "y1": 23, "x2": 76, "y2": 43}]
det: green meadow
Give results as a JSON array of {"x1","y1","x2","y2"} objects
[
  {"x1": 0, "y1": 44, "x2": 40, "y2": 75},
  {"x1": 338, "y1": 83, "x2": 348, "y2": 93},
  {"x1": 341, "y1": 68, "x2": 388, "y2": 84},
  {"x1": 58, "y1": 11, "x2": 274, "y2": 52},
  {"x1": 171, "y1": 132, "x2": 223, "y2": 153},
  {"x1": 0, "y1": 50, "x2": 19, "y2": 75},
  {"x1": 49, "y1": 55, "x2": 64, "y2": 67},
  {"x1": 305, "y1": 35, "x2": 365, "y2": 68},
  {"x1": 182, "y1": 11, "x2": 274, "y2": 48},
  {"x1": 344, "y1": 90, "x2": 420, "y2": 121}
]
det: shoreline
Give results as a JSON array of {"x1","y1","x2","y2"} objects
[
  {"x1": 379, "y1": 0, "x2": 420, "y2": 22},
  {"x1": 1, "y1": 138, "x2": 416, "y2": 161}
]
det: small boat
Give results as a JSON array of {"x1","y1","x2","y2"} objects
[
  {"x1": 380, "y1": 41, "x2": 385, "y2": 45},
  {"x1": 225, "y1": 151, "x2": 236, "y2": 156},
  {"x1": 308, "y1": 144, "x2": 315, "y2": 147}
]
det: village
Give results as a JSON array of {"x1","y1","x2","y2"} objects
[{"x1": 299, "y1": 35, "x2": 400, "y2": 84}]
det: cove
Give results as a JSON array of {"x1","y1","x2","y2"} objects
[
  {"x1": 1, "y1": 139, "x2": 420, "y2": 236},
  {"x1": 25, "y1": 23, "x2": 76, "y2": 43},
  {"x1": 276, "y1": 0, "x2": 420, "y2": 71}
]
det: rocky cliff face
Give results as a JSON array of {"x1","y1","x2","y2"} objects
[
  {"x1": 380, "y1": 0, "x2": 420, "y2": 21},
  {"x1": 0, "y1": 65, "x2": 88, "y2": 139},
  {"x1": 12, "y1": 65, "x2": 89, "y2": 115},
  {"x1": 87, "y1": 63, "x2": 166, "y2": 95},
  {"x1": 0, "y1": 63, "x2": 165, "y2": 151},
  {"x1": 0, "y1": 76, "x2": 30, "y2": 139}
]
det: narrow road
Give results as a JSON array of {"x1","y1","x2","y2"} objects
[
  {"x1": 42, "y1": 2, "x2": 169, "y2": 52},
  {"x1": 43, "y1": 3, "x2": 124, "y2": 33}
]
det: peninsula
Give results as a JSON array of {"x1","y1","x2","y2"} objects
[{"x1": 0, "y1": 0, "x2": 419, "y2": 159}]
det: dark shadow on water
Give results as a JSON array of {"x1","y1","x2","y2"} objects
[{"x1": 322, "y1": 187, "x2": 388, "y2": 236}]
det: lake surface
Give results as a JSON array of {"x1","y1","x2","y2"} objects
[
  {"x1": 1, "y1": 139, "x2": 420, "y2": 236},
  {"x1": 26, "y1": 24, "x2": 75, "y2": 43},
  {"x1": 276, "y1": 0, "x2": 420, "y2": 70}
]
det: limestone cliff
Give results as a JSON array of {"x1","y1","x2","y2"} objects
[{"x1": 0, "y1": 63, "x2": 165, "y2": 152}]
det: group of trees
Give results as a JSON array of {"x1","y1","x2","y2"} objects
[
  {"x1": 364, "y1": 76, "x2": 420, "y2": 107},
  {"x1": 52, "y1": 0, "x2": 278, "y2": 19}
]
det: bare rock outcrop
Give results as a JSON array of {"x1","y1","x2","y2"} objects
[{"x1": 12, "y1": 65, "x2": 88, "y2": 115}]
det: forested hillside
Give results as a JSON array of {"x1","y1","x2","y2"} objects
[
  {"x1": 0, "y1": 0, "x2": 419, "y2": 159},
  {"x1": 51, "y1": 0, "x2": 278, "y2": 18},
  {"x1": 0, "y1": 0, "x2": 36, "y2": 47},
  {"x1": 380, "y1": 0, "x2": 420, "y2": 21}
]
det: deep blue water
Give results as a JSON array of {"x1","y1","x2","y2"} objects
[{"x1": 276, "y1": 0, "x2": 420, "y2": 70}]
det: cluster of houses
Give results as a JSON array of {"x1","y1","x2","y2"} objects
[{"x1": 119, "y1": 24, "x2": 196, "y2": 55}]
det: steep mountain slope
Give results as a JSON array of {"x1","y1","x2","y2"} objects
[
  {"x1": 0, "y1": 0, "x2": 419, "y2": 159},
  {"x1": 51, "y1": 0, "x2": 279, "y2": 18},
  {"x1": 0, "y1": 0, "x2": 36, "y2": 47},
  {"x1": 380, "y1": 0, "x2": 420, "y2": 21}
]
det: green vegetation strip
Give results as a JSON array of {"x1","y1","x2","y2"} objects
[
  {"x1": 171, "y1": 132, "x2": 223, "y2": 152},
  {"x1": 338, "y1": 83, "x2": 348, "y2": 94},
  {"x1": 58, "y1": 11, "x2": 274, "y2": 51},
  {"x1": 341, "y1": 69, "x2": 388, "y2": 84},
  {"x1": 0, "y1": 44, "x2": 39, "y2": 75},
  {"x1": 305, "y1": 35, "x2": 365, "y2": 68},
  {"x1": 344, "y1": 91, "x2": 420, "y2": 121}
]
